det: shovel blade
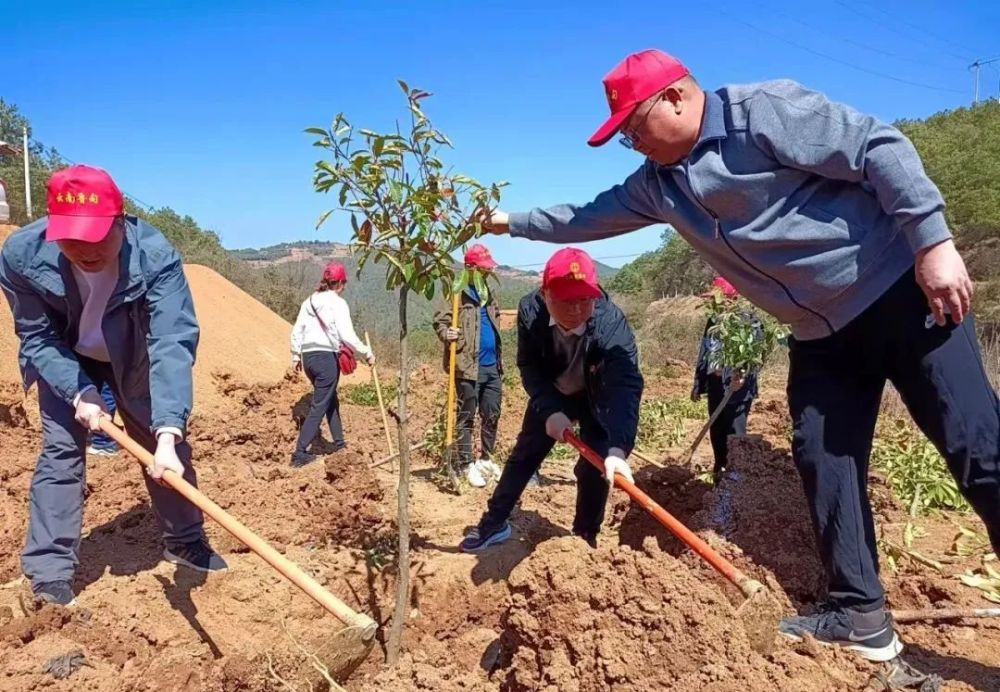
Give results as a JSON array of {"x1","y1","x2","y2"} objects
[
  {"x1": 307, "y1": 623, "x2": 377, "y2": 682},
  {"x1": 736, "y1": 589, "x2": 782, "y2": 655}
]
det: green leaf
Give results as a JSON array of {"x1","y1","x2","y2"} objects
[
  {"x1": 304, "y1": 126, "x2": 328, "y2": 136},
  {"x1": 339, "y1": 184, "x2": 349, "y2": 207},
  {"x1": 397, "y1": 79, "x2": 410, "y2": 94},
  {"x1": 316, "y1": 209, "x2": 334, "y2": 230},
  {"x1": 472, "y1": 269, "x2": 489, "y2": 304},
  {"x1": 452, "y1": 268, "x2": 469, "y2": 294}
]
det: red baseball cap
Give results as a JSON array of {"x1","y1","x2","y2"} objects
[
  {"x1": 702, "y1": 276, "x2": 738, "y2": 299},
  {"x1": 543, "y1": 247, "x2": 602, "y2": 301},
  {"x1": 464, "y1": 244, "x2": 497, "y2": 270},
  {"x1": 323, "y1": 262, "x2": 348, "y2": 282},
  {"x1": 45, "y1": 165, "x2": 124, "y2": 243},
  {"x1": 588, "y1": 49, "x2": 690, "y2": 147}
]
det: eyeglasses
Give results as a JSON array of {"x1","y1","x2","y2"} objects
[{"x1": 619, "y1": 93, "x2": 661, "y2": 150}]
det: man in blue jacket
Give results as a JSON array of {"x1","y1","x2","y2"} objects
[
  {"x1": 484, "y1": 50, "x2": 999, "y2": 662},
  {"x1": 0, "y1": 165, "x2": 227, "y2": 607},
  {"x1": 460, "y1": 247, "x2": 643, "y2": 552}
]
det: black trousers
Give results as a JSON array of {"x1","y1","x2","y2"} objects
[
  {"x1": 478, "y1": 394, "x2": 609, "y2": 537},
  {"x1": 295, "y1": 351, "x2": 344, "y2": 454},
  {"x1": 456, "y1": 363, "x2": 502, "y2": 466},
  {"x1": 789, "y1": 270, "x2": 1000, "y2": 611},
  {"x1": 706, "y1": 374, "x2": 753, "y2": 473}
]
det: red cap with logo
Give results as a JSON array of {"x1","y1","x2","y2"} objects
[
  {"x1": 323, "y1": 262, "x2": 348, "y2": 282},
  {"x1": 464, "y1": 243, "x2": 497, "y2": 270},
  {"x1": 542, "y1": 247, "x2": 602, "y2": 301},
  {"x1": 588, "y1": 49, "x2": 690, "y2": 147},
  {"x1": 45, "y1": 164, "x2": 124, "y2": 243}
]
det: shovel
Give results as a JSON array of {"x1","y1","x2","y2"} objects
[
  {"x1": 563, "y1": 430, "x2": 782, "y2": 653},
  {"x1": 679, "y1": 384, "x2": 734, "y2": 467},
  {"x1": 365, "y1": 331, "x2": 394, "y2": 460},
  {"x1": 442, "y1": 291, "x2": 462, "y2": 491},
  {"x1": 97, "y1": 418, "x2": 377, "y2": 680}
]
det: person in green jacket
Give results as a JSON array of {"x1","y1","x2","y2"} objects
[{"x1": 434, "y1": 245, "x2": 504, "y2": 488}]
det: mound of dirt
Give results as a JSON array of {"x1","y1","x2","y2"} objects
[
  {"x1": 184, "y1": 373, "x2": 390, "y2": 550},
  {"x1": 498, "y1": 536, "x2": 868, "y2": 691},
  {"x1": 184, "y1": 263, "x2": 296, "y2": 417}
]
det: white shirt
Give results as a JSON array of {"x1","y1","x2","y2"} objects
[
  {"x1": 72, "y1": 263, "x2": 118, "y2": 362},
  {"x1": 290, "y1": 290, "x2": 372, "y2": 362}
]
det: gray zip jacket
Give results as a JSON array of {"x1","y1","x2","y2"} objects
[{"x1": 510, "y1": 80, "x2": 950, "y2": 340}]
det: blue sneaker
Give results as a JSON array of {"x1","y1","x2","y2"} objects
[
  {"x1": 459, "y1": 522, "x2": 512, "y2": 553},
  {"x1": 779, "y1": 603, "x2": 903, "y2": 662}
]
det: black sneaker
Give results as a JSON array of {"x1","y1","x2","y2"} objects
[
  {"x1": 32, "y1": 580, "x2": 76, "y2": 607},
  {"x1": 574, "y1": 530, "x2": 598, "y2": 549},
  {"x1": 459, "y1": 522, "x2": 512, "y2": 553},
  {"x1": 290, "y1": 451, "x2": 318, "y2": 468},
  {"x1": 164, "y1": 540, "x2": 229, "y2": 573},
  {"x1": 779, "y1": 603, "x2": 903, "y2": 662},
  {"x1": 331, "y1": 441, "x2": 348, "y2": 452}
]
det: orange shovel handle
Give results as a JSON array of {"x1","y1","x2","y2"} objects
[
  {"x1": 97, "y1": 418, "x2": 376, "y2": 635},
  {"x1": 563, "y1": 430, "x2": 762, "y2": 598}
]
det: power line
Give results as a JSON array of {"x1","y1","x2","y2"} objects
[
  {"x1": 835, "y1": 0, "x2": 974, "y2": 63},
  {"x1": 738, "y1": 19, "x2": 966, "y2": 94},
  {"x1": 770, "y1": 9, "x2": 964, "y2": 71}
]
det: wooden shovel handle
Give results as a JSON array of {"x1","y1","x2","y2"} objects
[
  {"x1": 563, "y1": 430, "x2": 763, "y2": 598},
  {"x1": 97, "y1": 418, "x2": 376, "y2": 636},
  {"x1": 445, "y1": 291, "x2": 461, "y2": 447}
]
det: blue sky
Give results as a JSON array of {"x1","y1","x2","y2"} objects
[{"x1": 6, "y1": 0, "x2": 998, "y2": 269}]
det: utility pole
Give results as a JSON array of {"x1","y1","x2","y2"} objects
[
  {"x1": 970, "y1": 56, "x2": 1000, "y2": 106},
  {"x1": 22, "y1": 126, "x2": 31, "y2": 221}
]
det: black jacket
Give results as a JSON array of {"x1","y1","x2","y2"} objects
[{"x1": 516, "y1": 289, "x2": 643, "y2": 453}]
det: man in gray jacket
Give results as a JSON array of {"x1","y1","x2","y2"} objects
[
  {"x1": 1, "y1": 164, "x2": 227, "y2": 607},
  {"x1": 485, "y1": 49, "x2": 999, "y2": 663}
]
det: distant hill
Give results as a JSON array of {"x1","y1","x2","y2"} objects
[{"x1": 232, "y1": 240, "x2": 619, "y2": 284}]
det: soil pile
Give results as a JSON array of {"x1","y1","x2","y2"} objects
[{"x1": 498, "y1": 536, "x2": 869, "y2": 691}]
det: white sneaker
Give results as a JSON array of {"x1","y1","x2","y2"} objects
[
  {"x1": 476, "y1": 459, "x2": 502, "y2": 481},
  {"x1": 465, "y1": 463, "x2": 487, "y2": 488}
]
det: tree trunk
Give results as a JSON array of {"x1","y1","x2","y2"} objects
[{"x1": 386, "y1": 286, "x2": 411, "y2": 666}]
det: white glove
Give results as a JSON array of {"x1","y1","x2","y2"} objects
[
  {"x1": 74, "y1": 387, "x2": 107, "y2": 431},
  {"x1": 604, "y1": 449, "x2": 634, "y2": 485},
  {"x1": 366, "y1": 353, "x2": 377, "y2": 366},
  {"x1": 545, "y1": 412, "x2": 573, "y2": 442},
  {"x1": 151, "y1": 433, "x2": 185, "y2": 483}
]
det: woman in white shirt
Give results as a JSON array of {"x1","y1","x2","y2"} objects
[{"x1": 289, "y1": 262, "x2": 375, "y2": 467}]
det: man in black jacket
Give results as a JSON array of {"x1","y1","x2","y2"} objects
[{"x1": 459, "y1": 247, "x2": 644, "y2": 552}]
